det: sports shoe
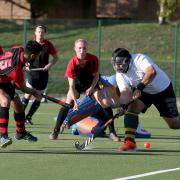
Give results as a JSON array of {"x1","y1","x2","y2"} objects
[
  {"x1": 14, "y1": 131, "x2": 38, "y2": 142},
  {"x1": 120, "y1": 140, "x2": 136, "y2": 151},
  {"x1": 49, "y1": 130, "x2": 59, "y2": 140},
  {"x1": 0, "y1": 136, "x2": 13, "y2": 148},
  {"x1": 109, "y1": 132, "x2": 120, "y2": 142},
  {"x1": 135, "y1": 127, "x2": 151, "y2": 138}
]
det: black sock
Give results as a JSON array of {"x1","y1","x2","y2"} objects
[
  {"x1": 21, "y1": 97, "x2": 29, "y2": 110},
  {"x1": 26, "y1": 100, "x2": 40, "y2": 120},
  {"x1": 54, "y1": 106, "x2": 69, "y2": 132}
]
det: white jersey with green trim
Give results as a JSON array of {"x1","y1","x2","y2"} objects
[{"x1": 116, "y1": 53, "x2": 171, "y2": 94}]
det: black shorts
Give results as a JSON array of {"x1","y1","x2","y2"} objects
[
  {"x1": 0, "y1": 82, "x2": 15, "y2": 100},
  {"x1": 28, "y1": 72, "x2": 48, "y2": 90},
  {"x1": 139, "y1": 83, "x2": 179, "y2": 118}
]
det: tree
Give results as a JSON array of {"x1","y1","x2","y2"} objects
[{"x1": 157, "y1": 0, "x2": 179, "y2": 24}]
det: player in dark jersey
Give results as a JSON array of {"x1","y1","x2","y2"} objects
[
  {"x1": 21, "y1": 25, "x2": 59, "y2": 125},
  {"x1": 0, "y1": 40, "x2": 42, "y2": 148},
  {"x1": 49, "y1": 39, "x2": 118, "y2": 141}
]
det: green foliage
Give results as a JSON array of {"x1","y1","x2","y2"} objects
[{"x1": 157, "y1": 0, "x2": 179, "y2": 23}]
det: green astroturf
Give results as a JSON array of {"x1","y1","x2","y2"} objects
[{"x1": 0, "y1": 103, "x2": 180, "y2": 180}]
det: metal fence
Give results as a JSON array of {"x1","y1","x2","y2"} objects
[{"x1": 0, "y1": 19, "x2": 179, "y2": 96}]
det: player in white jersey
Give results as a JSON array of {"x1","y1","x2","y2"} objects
[
  {"x1": 97, "y1": 75, "x2": 151, "y2": 138},
  {"x1": 111, "y1": 48, "x2": 180, "y2": 151}
]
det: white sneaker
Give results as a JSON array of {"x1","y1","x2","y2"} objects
[{"x1": 135, "y1": 127, "x2": 151, "y2": 138}]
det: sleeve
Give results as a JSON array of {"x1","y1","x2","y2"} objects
[
  {"x1": 9, "y1": 64, "x2": 25, "y2": 89},
  {"x1": 116, "y1": 73, "x2": 131, "y2": 92},
  {"x1": 48, "y1": 41, "x2": 57, "y2": 56},
  {"x1": 136, "y1": 54, "x2": 153, "y2": 72},
  {"x1": 92, "y1": 55, "x2": 99, "y2": 74},
  {"x1": 65, "y1": 60, "x2": 75, "y2": 78}
]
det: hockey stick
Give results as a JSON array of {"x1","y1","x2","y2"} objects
[
  {"x1": 30, "y1": 68, "x2": 44, "y2": 72},
  {"x1": 74, "y1": 100, "x2": 134, "y2": 150},
  {"x1": 42, "y1": 94, "x2": 73, "y2": 108}
]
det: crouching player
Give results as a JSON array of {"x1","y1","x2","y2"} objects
[{"x1": 70, "y1": 75, "x2": 151, "y2": 139}]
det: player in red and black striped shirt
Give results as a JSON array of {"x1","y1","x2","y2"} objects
[{"x1": 0, "y1": 41, "x2": 42, "y2": 148}]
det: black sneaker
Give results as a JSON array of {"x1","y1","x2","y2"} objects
[{"x1": 14, "y1": 131, "x2": 38, "y2": 142}]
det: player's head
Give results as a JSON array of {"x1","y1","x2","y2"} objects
[
  {"x1": 111, "y1": 48, "x2": 131, "y2": 73},
  {"x1": 35, "y1": 25, "x2": 46, "y2": 39},
  {"x1": 74, "y1": 39, "x2": 88, "y2": 62},
  {"x1": 24, "y1": 40, "x2": 42, "y2": 62}
]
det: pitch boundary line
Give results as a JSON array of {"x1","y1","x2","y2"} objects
[{"x1": 112, "y1": 166, "x2": 180, "y2": 180}]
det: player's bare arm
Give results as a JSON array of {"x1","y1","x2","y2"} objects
[
  {"x1": 85, "y1": 72, "x2": 99, "y2": 96},
  {"x1": 133, "y1": 65, "x2": 156, "y2": 99}
]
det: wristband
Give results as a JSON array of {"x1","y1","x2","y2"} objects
[{"x1": 136, "y1": 82, "x2": 145, "y2": 91}]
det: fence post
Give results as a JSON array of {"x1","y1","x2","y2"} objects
[
  {"x1": 97, "y1": 19, "x2": 102, "y2": 61},
  {"x1": 173, "y1": 23, "x2": 178, "y2": 94}
]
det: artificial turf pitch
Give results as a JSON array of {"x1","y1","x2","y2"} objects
[{"x1": 0, "y1": 103, "x2": 180, "y2": 180}]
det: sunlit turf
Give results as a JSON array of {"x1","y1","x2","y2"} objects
[{"x1": 0, "y1": 103, "x2": 180, "y2": 180}]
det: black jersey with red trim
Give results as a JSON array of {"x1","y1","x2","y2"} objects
[{"x1": 27, "y1": 39, "x2": 57, "y2": 90}]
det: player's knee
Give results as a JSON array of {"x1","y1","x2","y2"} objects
[
  {"x1": 0, "y1": 96, "x2": 11, "y2": 107},
  {"x1": 100, "y1": 99, "x2": 111, "y2": 108}
]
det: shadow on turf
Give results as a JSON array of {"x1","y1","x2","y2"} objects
[
  {"x1": 0, "y1": 149, "x2": 161, "y2": 156},
  {"x1": 150, "y1": 135, "x2": 180, "y2": 140},
  {"x1": 2, "y1": 147, "x2": 180, "y2": 156}
]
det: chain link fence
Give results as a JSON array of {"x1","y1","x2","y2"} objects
[{"x1": 0, "y1": 19, "x2": 179, "y2": 96}]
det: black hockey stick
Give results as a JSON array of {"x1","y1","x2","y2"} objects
[
  {"x1": 42, "y1": 94, "x2": 73, "y2": 108},
  {"x1": 74, "y1": 100, "x2": 134, "y2": 150}
]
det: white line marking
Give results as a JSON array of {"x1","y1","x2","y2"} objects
[{"x1": 112, "y1": 167, "x2": 180, "y2": 180}]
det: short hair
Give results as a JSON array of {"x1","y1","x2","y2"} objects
[
  {"x1": 25, "y1": 40, "x2": 42, "y2": 54},
  {"x1": 35, "y1": 25, "x2": 47, "y2": 32},
  {"x1": 74, "y1": 39, "x2": 88, "y2": 46}
]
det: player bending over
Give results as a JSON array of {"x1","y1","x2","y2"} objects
[{"x1": 0, "y1": 41, "x2": 42, "y2": 148}]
